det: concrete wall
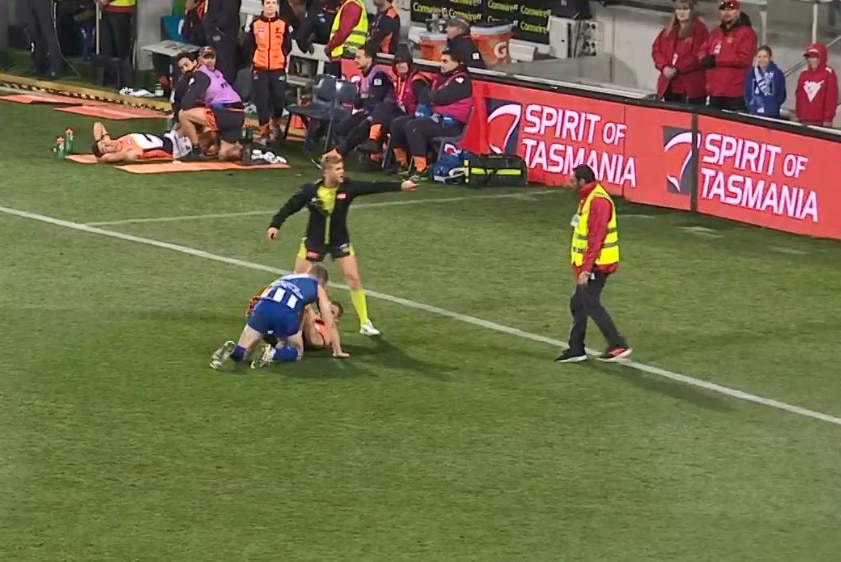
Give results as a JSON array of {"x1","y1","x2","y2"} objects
[{"x1": 596, "y1": 6, "x2": 821, "y2": 86}]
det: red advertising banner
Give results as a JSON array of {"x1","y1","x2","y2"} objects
[
  {"x1": 623, "y1": 106, "x2": 693, "y2": 211},
  {"x1": 462, "y1": 82, "x2": 629, "y2": 195},
  {"x1": 461, "y1": 82, "x2": 692, "y2": 209},
  {"x1": 696, "y1": 116, "x2": 841, "y2": 240},
  {"x1": 336, "y1": 60, "x2": 841, "y2": 239}
]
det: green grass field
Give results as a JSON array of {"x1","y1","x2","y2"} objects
[{"x1": 1, "y1": 102, "x2": 840, "y2": 561}]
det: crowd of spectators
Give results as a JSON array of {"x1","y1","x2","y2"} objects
[{"x1": 651, "y1": 0, "x2": 840, "y2": 127}]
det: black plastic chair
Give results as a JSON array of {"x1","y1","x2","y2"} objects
[
  {"x1": 322, "y1": 79, "x2": 361, "y2": 151},
  {"x1": 430, "y1": 106, "x2": 475, "y2": 161},
  {"x1": 281, "y1": 74, "x2": 338, "y2": 143}
]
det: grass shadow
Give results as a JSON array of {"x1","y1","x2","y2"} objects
[
  {"x1": 272, "y1": 338, "x2": 455, "y2": 381},
  {"x1": 580, "y1": 361, "x2": 734, "y2": 413}
]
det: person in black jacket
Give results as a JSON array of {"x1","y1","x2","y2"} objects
[
  {"x1": 27, "y1": 0, "x2": 63, "y2": 78},
  {"x1": 266, "y1": 152, "x2": 417, "y2": 336},
  {"x1": 171, "y1": 52, "x2": 199, "y2": 120},
  {"x1": 171, "y1": 52, "x2": 220, "y2": 157},
  {"x1": 182, "y1": 0, "x2": 208, "y2": 46},
  {"x1": 203, "y1": 0, "x2": 242, "y2": 83},
  {"x1": 322, "y1": 45, "x2": 394, "y2": 159},
  {"x1": 365, "y1": 0, "x2": 400, "y2": 55},
  {"x1": 445, "y1": 18, "x2": 485, "y2": 69},
  {"x1": 357, "y1": 45, "x2": 430, "y2": 156},
  {"x1": 295, "y1": 0, "x2": 339, "y2": 53}
]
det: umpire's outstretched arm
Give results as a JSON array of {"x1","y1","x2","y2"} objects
[
  {"x1": 269, "y1": 184, "x2": 313, "y2": 229},
  {"x1": 346, "y1": 180, "x2": 403, "y2": 198}
]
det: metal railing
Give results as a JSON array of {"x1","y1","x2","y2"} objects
[{"x1": 783, "y1": 31, "x2": 841, "y2": 77}]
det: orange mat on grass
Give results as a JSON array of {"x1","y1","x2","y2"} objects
[
  {"x1": 55, "y1": 104, "x2": 164, "y2": 120},
  {"x1": 117, "y1": 161, "x2": 290, "y2": 174},
  {"x1": 0, "y1": 93, "x2": 96, "y2": 104},
  {"x1": 66, "y1": 154, "x2": 99, "y2": 164},
  {"x1": 64, "y1": 155, "x2": 285, "y2": 172}
]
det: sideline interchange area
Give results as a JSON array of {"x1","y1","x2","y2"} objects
[{"x1": 1, "y1": 95, "x2": 840, "y2": 561}]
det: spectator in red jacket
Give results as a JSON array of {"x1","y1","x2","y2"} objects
[
  {"x1": 651, "y1": 0, "x2": 709, "y2": 105},
  {"x1": 795, "y1": 42, "x2": 839, "y2": 127},
  {"x1": 699, "y1": 0, "x2": 757, "y2": 111}
]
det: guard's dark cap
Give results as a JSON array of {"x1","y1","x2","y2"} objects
[{"x1": 573, "y1": 165, "x2": 596, "y2": 184}]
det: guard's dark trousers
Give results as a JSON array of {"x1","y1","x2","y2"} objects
[{"x1": 568, "y1": 272, "x2": 627, "y2": 353}]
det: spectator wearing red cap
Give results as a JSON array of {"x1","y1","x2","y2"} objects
[
  {"x1": 795, "y1": 42, "x2": 839, "y2": 127},
  {"x1": 651, "y1": 0, "x2": 709, "y2": 105},
  {"x1": 698, "y1": 0, "x2": 757, "y2": 111}
]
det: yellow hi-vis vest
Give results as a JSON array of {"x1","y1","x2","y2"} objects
[
  {"x1": 329, "y1": 0, "x2": 369, "y2": 58},
  {"x1": 108, "y1": 0, "x2": 136, "y2": 6},
  {"x1": 570, "y1": 184, "x2": 620, "y2": 267}
]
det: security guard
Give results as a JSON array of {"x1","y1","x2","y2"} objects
[
  {"x1": 97, "y1": 0, "x2": 137, "y2": 88},
  {"x1": 266, "y1": 153, "x2": 417, "y2": 336},
  {"x1": 556, "y1": 164, "x2": 632, "y2": 363},
  {"x1": 245, "y1": 0, "x2": 292, "y2": 143},
  {"x1": 323, "y1": 0, "x2": 369, "y2": 76}
]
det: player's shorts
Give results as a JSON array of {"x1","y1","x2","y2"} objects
[
  {"x1": 247, "y1": 299, "x2": 300, "y2": 338},
  {"x1": 205, "y1": 104, "x2": 245, "y2": 144},
  {"x1": 296, "y1": 238, "x2": 355, "y2": 262}
]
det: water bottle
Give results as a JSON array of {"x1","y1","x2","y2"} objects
[
  {"x1": 428, "y1": 10, "x2": 440, "y2": 33},
  {"x1": 155, "y1": 82, "x2": 164, "y2": 97},
  {"x1": 64, "y1": 128, "x2": 75, "y2": 153},
  {"x1": 53, "y1": 137, "x2": 66, "y2": 160}
]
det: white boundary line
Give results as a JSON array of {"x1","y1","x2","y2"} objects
[
  {"x1": 86, "y1": 190, "x2": 560, "y2": 226},
  {"x1": 2, "y1": 204, "x2": 840, "y2": 427}
]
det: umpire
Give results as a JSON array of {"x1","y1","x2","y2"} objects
[{"x1": 556, "y1": 165, "x2": 632, "y2": 363}]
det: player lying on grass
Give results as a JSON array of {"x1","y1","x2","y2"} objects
[
  {"x1": 91, "y1": 121, "x2": 194, "y2": 163},
  {"x1": 246, "y1": 293, "x2": 345, "y2": 352},
  {"x1": 210, "y1": 266, "x2": 347, "y2": 370}
]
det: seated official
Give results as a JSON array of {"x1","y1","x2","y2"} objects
[
  {"x1": 388, "y1": 48, "x2": 472, "y2": 179},
  {"x1": 320, "y1": 45, "x2": 394, "y2": 161},
  {"x1": 356, "y1": 44, "x2": 430, "y2": 156},
  {"x1": 177, "y1": 46, "x2": 246, "y2": 162}
]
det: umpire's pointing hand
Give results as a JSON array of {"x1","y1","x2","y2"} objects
[{"x1": 266, "y1": 227, "x2": 279, "y2": 242}]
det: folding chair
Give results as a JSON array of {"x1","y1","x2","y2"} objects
[
  {"x1": 322, "y1": 79, "x2": 360, "y2": 152},
  {"x1": 430, "y1": 107, "x2": 475, "y2": 162},
  {"x1": 281, "y1": 74, "x2": 337, "y2": 143}
]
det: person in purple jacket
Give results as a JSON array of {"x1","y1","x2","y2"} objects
[
  {"x1": 387, "y1": 48, "x2": 473, "y2": 180},
  {"x1": 178, "y1": 46, "x2": 246, "y2": 161},
  {"x1": 744, "y1": 45, "x2": 787, "y2": 118}
]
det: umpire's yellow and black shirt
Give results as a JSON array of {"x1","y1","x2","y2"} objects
[{"x1": 269, "y1": 179, "x2": 402, "y2": 251}]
